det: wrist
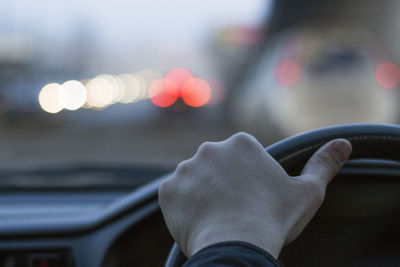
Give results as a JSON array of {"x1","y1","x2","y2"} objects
[{"x1": 186, "y1": 221, "x2": 286, "y2": 258}]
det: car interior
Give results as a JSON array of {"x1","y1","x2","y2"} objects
[{"x1": 1, "y1": 0, "x2": 400, "y2": 266}]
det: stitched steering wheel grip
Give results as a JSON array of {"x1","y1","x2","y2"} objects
[{"x1": 164, "y1": 123, "x2": 400, "y2": 267}]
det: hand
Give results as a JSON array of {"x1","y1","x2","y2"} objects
[{"x1": 159, "y1": 132, "x2": 352, "y2": 258}]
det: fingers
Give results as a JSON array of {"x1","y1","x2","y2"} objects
[{"x1": 300, "y1": 138, "x2": 352, "y2": 186}]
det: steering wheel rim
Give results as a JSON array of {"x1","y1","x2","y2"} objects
[{"x1": 164, "y1": 123, "x2": 400, "y2": 267}]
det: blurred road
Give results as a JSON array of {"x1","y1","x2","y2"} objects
[
  {"x1": 0, "y1": 119, "x2": 283, "y2": 171},
  {"x1": 0, "y1": 103, "x2": 280, "y2": 170}
]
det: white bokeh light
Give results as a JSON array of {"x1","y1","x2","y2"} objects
[
  {"x1": 59, "y1": 80, "x2": 87, "y2": 110},
  {"x1": 117, "y1": 74, "x2": 141, "y2": 103},
  {"x1": 86, "y1": 75, "x2": 116, "y2": 108},
  {"x1": 38, "y1": 83, "x2": 64, "y2": 113}
]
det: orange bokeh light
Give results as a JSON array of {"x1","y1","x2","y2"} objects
[
  {"x1": 165, "y1": 68, "x2": 194, "y2": 97},
  {"x1": 182, "y1": 78, "x2": 211, "y2": 107},
  {"x1": 375, "y1": 61, "x2": 400, "y2": 90},
  {"x1": 274, "y1": 59, "x2": 302, "y2": 88},
  {"x1": 148, "y1": 78, "x2": 178, "y2": 107}
]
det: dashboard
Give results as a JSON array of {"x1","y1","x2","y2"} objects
[
  {"x1": 0, "y1": 174, "x2": 173, "y2": 267},
  {"x1": 1, "y1": 159, "x2": 400, "y2": 267}
]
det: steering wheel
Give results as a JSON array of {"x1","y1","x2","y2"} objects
[{"x1": 164, "y1": 123, "x2": 400, "y2": 267}]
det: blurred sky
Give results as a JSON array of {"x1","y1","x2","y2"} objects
[{"x1": 0, "y1": 0, "x2": 271, "y2": 51}]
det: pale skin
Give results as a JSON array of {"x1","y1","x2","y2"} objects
[{"x1": 159, "y1": 132, "x2": 352, "y2": 259}]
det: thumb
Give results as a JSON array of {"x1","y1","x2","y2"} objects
[{"x1": 301, "y1": 138, "x2": 352, "y2": 185}]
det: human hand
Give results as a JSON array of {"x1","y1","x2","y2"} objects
[{"x1": 159, "y1": 132, "x2": 352, "y2": 258}]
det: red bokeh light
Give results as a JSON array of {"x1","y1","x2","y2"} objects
[
  {"x1": 148, "y1": 78, "x2": 178, "y2": 107},
  {"x1": 375, "y1": 61, "x2": 400, "y2": 90},
  {"x1": 165, "y1": 68, "x2": 194, "y2": 97},
  {"x1": 182, "y1": 78, "x2": 211, "y2": 107},
  {"x1": 274, "y1": 59, "x2": 302, "y2": 88},
  {"x1": 150, "y1": 68, "x2": 213, "y2": 108}
]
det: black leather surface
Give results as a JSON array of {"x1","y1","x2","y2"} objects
[{"x1": 267, "y1": 124, "x2": 400, "y2": 175}]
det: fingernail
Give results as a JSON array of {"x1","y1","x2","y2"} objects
[{"x1": 332, "y1": 140, "x2": 352, "y2": 163}]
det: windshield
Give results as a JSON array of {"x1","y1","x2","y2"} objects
[
  {"x1": 0, "y1": 0, "x2": 269, "y2": 170},
  {"x1": 0, "y1": 0, "x2": 398, "y2": 173}
]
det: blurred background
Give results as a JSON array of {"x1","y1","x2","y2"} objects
[{"x1": 1, "y1": 0, "x2": 400, "y2": 170}]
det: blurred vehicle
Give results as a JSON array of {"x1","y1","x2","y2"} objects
[
  {"x1": 229, "y1": 0, "x2": 400, "y2": 140},
  {"x1": 0, "y1": 0, "x2": 400, "y2": 266}
]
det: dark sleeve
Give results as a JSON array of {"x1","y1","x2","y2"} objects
[{"x1": 182, "y1": 241, "x2": 283, "y2": 267}]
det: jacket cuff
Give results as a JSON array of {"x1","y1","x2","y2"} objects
[{"x1": 183, "y1": 240, "x2": 283, "y2": 266}]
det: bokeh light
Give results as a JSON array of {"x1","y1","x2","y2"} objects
[
  {"x1": 165, "y1": 68, "x2": 194, "y2": 97},
  {"x1": 79, "y1": 79, "x2": 92, "y2": 108},
  {"x1": 103, "y1": 74, "x2": 121, "y2": 104},
  {"x1": 136, "y1": 69, "x2": 162, "y2": 99},
  {"x1": 86, "y1": 75, "x2": 117, "y2": 108},
  {"x1": 274, "y1": 59, "x2": 302, "y2": 88},
  {"x1": 117, "y1": 74, "x2": 142, "y2": 103},
  {"x1": 38, "y1": 83, "x2": 64, "y2": 113},
  {"x1": 133, "y1": 73, "x2": 149, "y2": 100},
  {"x1": 148, "y1": 78, "x2": 178, "y2": 108},
  {"x1": 375, "y1": 61, "x2": 400, "y2": 90},
  {"x1": 38, "y1": 68, "x2": 218, "y2": 111},
  {"x1": 182, "y1": 78, "x2": 211, "y2": 107},
  {"x1": 59, "y1": 80, "x2": 87, "y2": 110},
  {"x1": 113, "y1": 76, "x2": 127, "y2": 103}
]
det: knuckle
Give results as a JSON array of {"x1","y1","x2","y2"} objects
[
  {"x1": 231, "y1": 132, "x2": 256, "y2": 146},
  {"x1": 176, "y1": 160, "x2": 192, "y2": 176},
  {"x1": 197, "y1": 141, "x2": 217, "y2": 158}
]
